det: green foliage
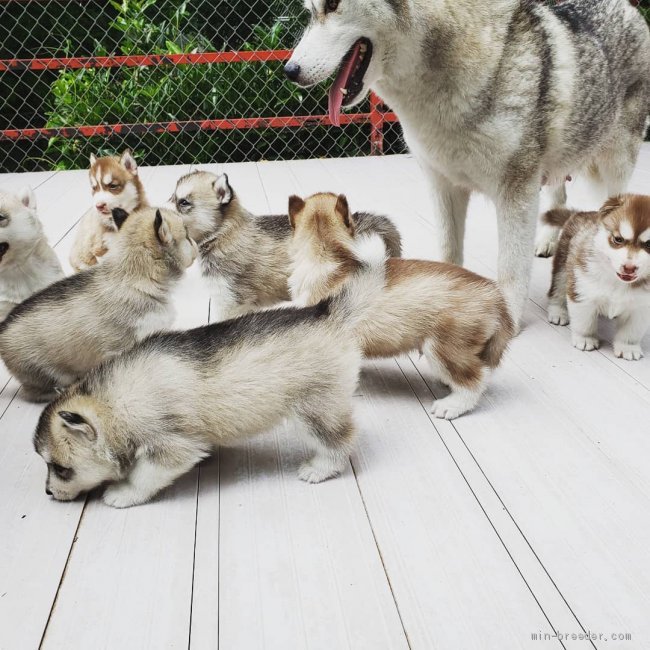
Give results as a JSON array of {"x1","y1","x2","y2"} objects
[{"x1": 38, "y1": 0, "x2": 388, "y2": 170}]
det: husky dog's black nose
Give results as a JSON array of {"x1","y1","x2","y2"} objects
[
  {"x1": 284, "y1": 61, "x2": 301, "y2": 82},
  {"x1": 45, "y1": 487, "x2": 52, "y2": 496}
]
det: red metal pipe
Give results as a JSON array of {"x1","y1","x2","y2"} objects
[
  {"x1": 0, "y1": 50, "x2": 293, "y2": 72},
  {"x1": 0, "y1": 111, "x2": 399, "y2": 141}
]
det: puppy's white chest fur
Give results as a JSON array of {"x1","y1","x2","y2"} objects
[{"x1": 575, "y1": 265, "x2": 650, "y2": 319}]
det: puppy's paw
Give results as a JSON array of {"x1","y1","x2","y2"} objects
[
  {"x1": 572, "y1": 335, "x2": 600, "y2": 352},
  {"x1": 614, "y1": 342, "x2": 644, "y2": 361},
  {"x1": 298, "y1": 455, "x2": 345, "y2": 484},
  {"x1": 548, "y1": 305, "x2": 569, "y2": 326},
  {"x1": 430, "y1": 396, "x2": 473, "y2": 420},
  {"x1": 103, "y1": 483, "x2": 147, "y2": 508}
]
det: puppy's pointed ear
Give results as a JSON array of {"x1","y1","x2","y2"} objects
[
  {"x1": 600, "y1": 195, "x2": 624, "y2": 217},
  {"x1": 90, "y1": 153, "x2": 98, "y2": 167},
  {"x1": 288, "y1": 195, "x2": 305, "y2": 229},
  {"x1": 335, "y1": 194, "x2": 353, "y2": 234},
  {"x1": 58, "y1": 411, "x2": 97, "y2": 442},
  {"x1": 120, "y1": 149, "x2": 138, "y2": 176},
  {"x1": 17, "y1": 186, "x2": 36, "y2": 210},
  {"x1": 154, "y1": 209, "x2": 173, "y2": 246},
  {"x1": 111, "y1": 207, "x2": 129, "y2": 230},
  {"x1": 213, "y1": 174, "x2": 232, "y2": 205}
]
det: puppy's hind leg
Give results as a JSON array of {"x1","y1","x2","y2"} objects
[
  {"x1": 424, "y1": 342, "x2": 486, "y2": 420},
  {"x1": 535, "y1": 181, "x2": 567, "y2": 258},
  {"x1": 295, "y1": 409, "x2": 355, "y2": 484}
]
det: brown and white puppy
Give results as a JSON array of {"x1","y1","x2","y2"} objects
[
  {"x1": 0, "y1": 187, "x2": 64, "y2": 320},
  {"x1": 172, "y1": 170, "x2": 402, "y2": 321},
  {"x1": 547, "y1": 195, "x2": 650, "y2": 360},
  {"x1": 0, "y1": 207, "x2": 196, "y2": 401},
  {"x1": 288, "y1": 192, "x2": 514, "y2": 419},
  {"x1": 33, "y1": 244, "x2": 387, "y2": 507},
  {"x1": 69, "y1": 150, "x2": 148, "y2": 271}
]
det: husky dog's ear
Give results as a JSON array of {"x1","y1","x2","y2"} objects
[
  {"x1": 288, "y1": 195, "x2": 305, "y2": 229},
  {"x1": 335, "y1": 194, "x2": 353, "y2": 234},
  {"x1": 120, "y1": 149, "x2": 138, "y2": 176},
  {"x1": 600, "y1": 195, "x2": 624, "y2": 217},
  {"x1": 58, "y1": 411, "x2": 97, "y2": 442},
  {"x1": 111, "y1": 207, "x2": 129, "y2": 230},
  {"x1": 90, "y1": 153, "x2": 98, "y2": 167},
  {"x1": 154, "y1": 209, "x2": 173, "y2": 246},
  {"x1": 213, "y1": 174, "x2": 233, "y2": 205},
  {"x1": 17, "y1": 186, "x2": 36, "y2": 211}
]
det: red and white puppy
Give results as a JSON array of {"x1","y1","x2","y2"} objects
[
  {"x1": 69, "y1": 150, "x2": 148, "y2": 271},
  {"x1": 546, "y1": 194, "x2": 650, "y2": 360}
]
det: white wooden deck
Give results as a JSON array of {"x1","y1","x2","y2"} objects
[{"x1": 1, "y1": 148, "x2": 650, "y2": 650}]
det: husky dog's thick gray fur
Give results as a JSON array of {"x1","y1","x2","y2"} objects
[
  {"x1": 0, "y1": 187, "x2": 63, "y2": 320},
  {"x1": 33, "y1": 241, "x2": 386, "y2": 508},
  {"x1": 0, "y1": 207, "x2": 196, "y2": 401},
  {"x1": 287, "y1": 0, "x2": 650, "y2": 326},
  {"x1": 172, "y1": 170, "x2": 402, "y2": 321}
]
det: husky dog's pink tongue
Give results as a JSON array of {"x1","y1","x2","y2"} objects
[{"x1": 328, "y1": 41, "x2": 362, "y2": 127}]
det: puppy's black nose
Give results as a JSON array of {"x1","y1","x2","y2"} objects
[
  {"x1": 45, "y1": 487, "x2": 52, "y2": 496},
  {"x1": 284, "y1": 61, "x2": 301, "y2": 82}
]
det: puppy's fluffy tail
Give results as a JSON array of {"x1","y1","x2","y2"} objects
[
  {"x1": 329, "y1": 234, "x2": 387, "y2": 328},
  {"x1": 541, "y1": 207, "x2": 575, "y2": 228}
]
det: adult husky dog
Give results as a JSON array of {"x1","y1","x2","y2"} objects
[{"x1": 286, "y1": 0, "x2": 650, "y2": 326}]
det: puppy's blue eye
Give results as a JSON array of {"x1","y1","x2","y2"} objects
[
  {"x1": 50, "y1": 463, "x2": 74, "y2": 481},
  {"x1": 0, "y1": 214, "x2": 7, "y2": 222},
  {"x1": 178, "y1": 198, "x2": 191, "y2": 208}
]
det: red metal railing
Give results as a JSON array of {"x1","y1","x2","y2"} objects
[{"x1": 0, "y1": 49, "x2": 398, "y2": 155}]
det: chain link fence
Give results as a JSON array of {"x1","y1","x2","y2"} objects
[{"x1": 0, "y1": 0, "x2": 406, "y2": 172}]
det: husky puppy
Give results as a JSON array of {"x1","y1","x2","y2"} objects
[
  {"x1": 69, "y1": 150, "x2": 148, "y2": 272},
  {"x1": 0, "y1": 207, "x2": 196, "y2": 401},
  {"x1": 0, "y1": 187, "x2": 64, "y2": 320},
  {"x1": 33, "y1": 245, "x2": 386, "y2": 507},
  {"x1": 288, "y1": 192, "x2": 514, "y2": 419},
  {"x1": 171, "y1": 170, "x2": 401, "y2": 321},
  {"x1": 286, "y1": 0, "x2": 650, "y2": 326},
  {"x1": 547, "y1": 195, "x2": 650, "y2": 360}
]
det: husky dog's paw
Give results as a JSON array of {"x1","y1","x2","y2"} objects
[
  {"x1": 430, "y1": 396, "x2": 473, "y2": 420},
  {"x1": 298, "y1": 455, "x2": 345, "y2": 484},
  {"x1": 614, "y1": 342, "x2": 644, "y2": 361},
  {"x1": 103, "y1": 483, "x2": 147, "y2": 508},
  {"x1": 572, "y1": 335, "x2": 600, "y2": 352},
  {"x1": 534, "y1": 225, "x2": 559, "y2": 258},
  {"x1": 548, "y1": 305, "x2": 569, "y2": 326}
]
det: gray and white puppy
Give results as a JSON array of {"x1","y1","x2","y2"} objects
[
  {"x1": 0, "y1": 187, "x2": 64, "y2": 320},
  {"x1": 0, "y1": 207, "x2": 196, "y2": 401},
  {"x1": 33, "y1": 239, "x2": 387, "y2": 508},
  {"x1": 172, "y1": 170, "x2": 401, "y2": 321},
  {"x1": 287, "y1": 0, "x2": 650, "y2": 327}
]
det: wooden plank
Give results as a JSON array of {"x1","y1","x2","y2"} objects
[
  {"x1": 353, "y1": 359, "x2": 562, "y2": 649},
  {"x1": 0, "y1": 383, "x2": 85, "y2": 650}
]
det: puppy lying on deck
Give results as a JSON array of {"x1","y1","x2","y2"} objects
[
  {"x1": 545, "y1": 195, "x2": 650, "y2": 360},
  {"x1": 0, "y1": 207, "x2": 196, "y2": 401},
  {"x1": 0, "y1": 187, "x2": 64, "y2": 320},
  {"x1": 33, "y1": 244, "x2": 386, "y2": 508},
  {"x1": 171, "y1": 170, "x2": 402, "y2": 321},
  {"x1": 288, "y1": 192, "x2": 514, "y2": 419}
]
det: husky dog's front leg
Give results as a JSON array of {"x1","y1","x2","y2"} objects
[
  {"x1": 424, "y1": 169, "x2": 471, "y2": 266},
  {"x1": 568, "y1": 299, "x2": 600, "y2": 352},
  {"x1": 535, "y1": 181, "x2": 567, "y2": 258},
  {"x1": 102, "y1": 454, "x2": 200, "y2": 508},
  {"x1": 495, "y1": 186, "x2": 539, "y2": 328},
  {"x1": 614, "y1": 308, "x2": 648, "y2": 361}
]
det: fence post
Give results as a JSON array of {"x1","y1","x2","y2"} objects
[{"x1": 369, "y1": 92, "x2": 384, "y2": 155}]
